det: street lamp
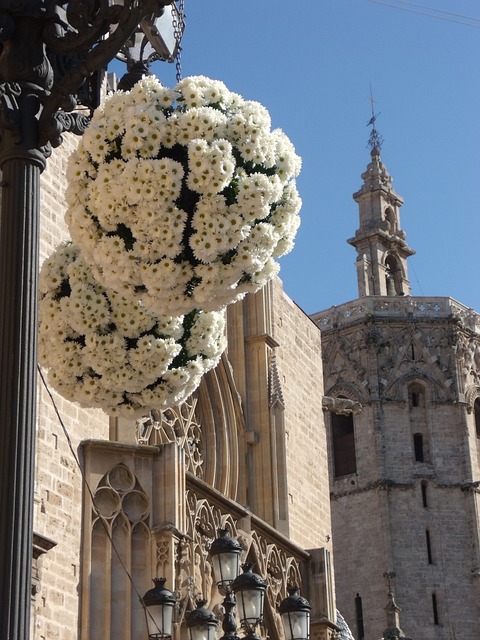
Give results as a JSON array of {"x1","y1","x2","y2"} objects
[
  {"x1": 0, "y1": 2, "x2": 182, "y2": 639},
  {"x1": 185, "y1": 599, "x2": 219, "y2": 640},
  {"x1": 278, "y1": 587, "x2": 312, "y2": 640},
  {"x1": 209, "y1": 529, "x2": 268, "y2": 640},
  {"x1": 231, "y1": 564, "x2": 267, "y2": 640},
  {"x1": 209, "y1": 528, "x2": 243, "y2": 640},
  {"x1": 117, "y1": 3, "x2": 184, "y2": 91},
  {"x1": 142, "y1": 578, "x2": 177, "y2": 640}
]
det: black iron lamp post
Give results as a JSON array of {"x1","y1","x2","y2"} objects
[
  {"x1": 185, "y1": 599, "x2": 219, "y2": 640},
  {"x1": 142, "y1": 578, "x2": 177, "y2": 640},
  {"x1": 231, "y1": 564, "x2": 268, "y2": 640},
  {"x1": 278, "y1": 587, "x2": 312, "y2": 640},
  {"x1": 209, "y1": 529, "x2": 268, "y2": 640},
  {"x1": 0, "y1": 2, "x2": 181, "y2": 639}
]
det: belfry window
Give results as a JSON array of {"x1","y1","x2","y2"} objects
[
  {"x1": 384, "y1": 255, "x2": 403, "y2": 296},
  {"x1": 384, "y1": 207, "x2": 395, "y2": 232},
  {"x1": 332, "y1": 410, "x2": 357, "y2": 477}
]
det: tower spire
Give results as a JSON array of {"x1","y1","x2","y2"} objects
[{"x1": 348, "y1": 101, "x2": 415, "y2": 298}]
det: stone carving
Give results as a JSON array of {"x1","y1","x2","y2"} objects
[
  {"x1": 322, "y1": 396, "x2": 363, "y2": 416},
  {"x1": 465, "y1": 386, "x2": 480, "y2": 413},
  {"x1": 378, "y1": 325, "x2": 457, "y2": 402},
  {"x1": 92, "y1": 463, "x2": 150, "y2": 528},
  {"x1": 180, "y1": 491, "x2": 234, "y2": 608},
  {"x1": 313, "y1": 296, "x2": 475, "y2": 332},
  {"x1": 458, "y1": 333, "x2": 480, "y2": 387},
  {"x1": 86, "y1": 463, "x2": 153, "y2": 639},
  {"x1": 136, "y1": 398, "x2": 203, "y2": 477},
  {"x1": 269, "y1": 352, "x2": 285, "y2": 410},
  {"x1": 321, "y1": 318, "x2": 467, "y2": 403},
  {"x1": 322, "y1": 328, "x2": 370, "y2": 396}
]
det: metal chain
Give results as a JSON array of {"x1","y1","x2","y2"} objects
[{"x1": 173, "y1": 0, "x2": 185, "y2": 82}]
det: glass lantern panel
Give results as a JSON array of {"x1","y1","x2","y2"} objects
[
  {"x1": 281, "y1": 611, "x2": 310, "y2": 640},
  {"x1": 237, "y1": 588, "x2": 264, "y2": 624},
  {"x1": 146, "y1": 603, "x2": 174, "y2": 638},
  {"x1": 211, "y1": 552, "x2": 240, "y2": 588},
  {"x1": 189, "y1": 623, "x2": 217, "y2": 640}
]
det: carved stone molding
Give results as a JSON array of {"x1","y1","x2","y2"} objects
[{"x1": 465, "y1": 385, "x2": 480, "y2": 413}]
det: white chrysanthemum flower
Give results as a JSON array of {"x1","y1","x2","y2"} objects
[
  {"x1": 81, "y1": 121, "x2": 111, "y2": 164},
  {"x1": 65, "y1": 75, "x2": 301, "y2": 315},
  {"x1": 176, "y1": 76, "x2": 230, "y2": 109},
  {"x1": 174, "y1": 107, "x2": 228, "y2": 145},
  {"x1": 176, "y1": 82, "x2": 202, "y2": 108},
  {"x1": 272, "y1": 128, "x2": 302, "y2": 181},
  {"x1": 39, "y1": 242, "x2": 227, "y2": 417},
  {"x1": 187, "y1": 138, "x2": 235, "y2": 196}
]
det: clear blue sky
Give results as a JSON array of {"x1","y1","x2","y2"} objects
[{"x1": 125, "y1": 0, "x2": 480, "y2": 315}]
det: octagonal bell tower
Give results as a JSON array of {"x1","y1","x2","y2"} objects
[
  {"x1": 348, "y1": 141, "x2": 415, "y2": 298},
  {"x1": 312, "y1": 119, "x2": 480, "y2": 640}
]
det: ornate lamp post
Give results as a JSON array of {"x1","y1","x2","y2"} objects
[
  {"x1": 0, "y1": 3, "x2": 181, "y2": 638},
  {"x1": 231, "y1": 564, "x2": 267, "y2": 640},
  {"x1": 209, "y1": 529, "x2": 268, "y2": 640},
  {"x1": 209, "y1": 527, "x2": 243, "y2": 640}
]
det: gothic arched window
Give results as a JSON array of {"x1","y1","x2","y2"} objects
[
  {"x1": 384, "y1": 207, "x2": 395, "y2": 232},
  {"x1": 432, "y1": 593, "x2": 440, "y2": 625}
]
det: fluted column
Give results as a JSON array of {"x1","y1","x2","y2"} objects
[{"x1": 0, "y1": 157, "x2": 41, "y2": 639}]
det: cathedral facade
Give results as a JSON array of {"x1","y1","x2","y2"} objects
[
  {"x1": 32, "y1": 135, "x2": 339, "y2": 640},
  {"x1": 312, "y1": 145, "x2": 480, "y2": 640}
]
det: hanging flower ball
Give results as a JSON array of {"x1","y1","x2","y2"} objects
[
  {"x1": 38, "y1": 242, "x2": 227, "y2": 418},
  {"x1": 65, "y1": 75, "x2": 301, "y2": 316}
]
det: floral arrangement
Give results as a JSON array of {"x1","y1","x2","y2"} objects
[
  {"x1": 65, "y1": 75, "x2": 301, "y2": 316},
  {"x1": 38, "y1": 242, "x2": 227, "y2": 417}
]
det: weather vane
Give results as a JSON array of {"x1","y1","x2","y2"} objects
[{"x1": 367, "y1": 85, "x2": 384, "y2": 151}]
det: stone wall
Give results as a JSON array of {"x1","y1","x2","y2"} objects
[{"x1": 271, "y1": 278, "x2": 332, "y2": 553}]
